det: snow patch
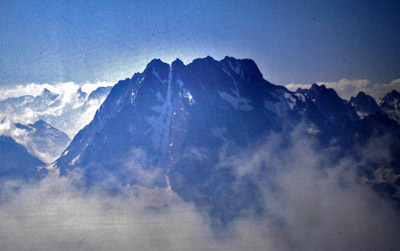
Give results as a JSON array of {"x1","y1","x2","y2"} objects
[
  {"x1": 69, "y1": 154, "x2": 80, "y2": 165},
  {"x1": 264, "y1": 90, "x2": 292, "y2": 116},
  {"x1": 284, "y1": 92, "x2": 296, "y2": 110},
  {"x1": 183, "y1": 90, "x2": 195, "y2": 105},
  {"x1": 152, "y1": 67, "x2": 165, "y2": 84},
  {"x1": 227, "y1": 60, "x2": 244, "y2": 78},
  {"x1": 177, "y1": 77, "x2": 196, "y2": 105},
  {"x1": 295, "y1": 92, "x2": 306, "y2": 102},
  {"x1": 219, "y1": 65, "x2": 253, "y2": 111}
]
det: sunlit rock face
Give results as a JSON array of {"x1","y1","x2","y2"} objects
[{"x1": 56, "y1": 56, "x2": 400, "y2": 224}]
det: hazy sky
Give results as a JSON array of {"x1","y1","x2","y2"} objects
[{"x1": 1, "y1": 0, "x2": 399, "y2": 87}]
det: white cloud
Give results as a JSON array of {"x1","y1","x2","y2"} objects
[
  {"x1": 0, "y1": 126, "x2": 399, "y2": 250},
  {"x1": 0, "y1": 173, "x2": 217, "y2": 251},
  {"x1": 81, "y1": 82, "x2": 115, "y2": 94},
  {"x1": 217, "y1": 127, "x2": 400, "y2": 250},
  {"x1": 0, "y1": 82, "x2": 114, "y2": 102},
  {"x1": 285, "y1": 78, "x2": 400, "y2": 100},
  {"x1": 0, "y1": 116, "x2": 64, "y2": 163},
  {"x1": 0, "y1": 83, "x2": 57, "y2": 101},
  {"x1": 0, "y1": 82, "x2": 114, "y2": 138}
]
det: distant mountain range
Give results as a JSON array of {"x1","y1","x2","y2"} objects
[
  {"x1": 0, "y1": 84, "x2": 111, "y2": 180},
  {"x1": 0, "y1": 85, "x2": 112, "y2": 138},
  {"x1": 1, "y1": 56, "x2": 399, "y2": 224}
]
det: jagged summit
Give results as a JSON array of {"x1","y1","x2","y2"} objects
[
  {"x1": 386, "y1": 89, "x2": 400, "y2": 96},
  {"x1": 33, "y1": 119, "x2": 49, "y2": 128},
  {"x1": 41, "y1": 88, "x2": 52, "y2": 95},
  {"x1": 56, "y1": 56, "x2": 364, "y2": 177},
  {"x1": 380, "y1": 89, "x2": 400, "y2": 123},
  {"x1": 40, "y1": 88, "x2": 59, "y2": 100},
  {"x1": 56, "y1": 55, "x2": 320, "y2": 222},
  {"x1": 146, "y1": 58, "x2": 169, "y2": 68},
  {"x1": 171, "y1": 58, "x2": 184, "y2": 69},
  {"x1": 350, "y1": 91, "x2": 381, "y2": 118},
  {"x1": 298, "y1": 83, "x2": 359, "y2": 122},
  {"x1": 381, "y1": 89, "x2": 400, "y2": 105}
]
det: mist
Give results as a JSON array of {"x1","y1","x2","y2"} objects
[{"x1": 0, "y1": 129, "x2": 399, "y2": 251}]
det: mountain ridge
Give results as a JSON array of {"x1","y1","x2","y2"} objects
[{"x1": 53, "y1": 56, "x2": 400, "y2": 224}]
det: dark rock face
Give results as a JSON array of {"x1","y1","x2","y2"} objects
[
  {"x1": 55, "y1": 56, "x2": 400, "y2": 224},
  {"x1": 298, "y1": 84, "x2": 359, "y2": 122},
  {"x1": 0, "y1": 136, "x2": 45, "y2": 181},
  {"x1": 380, "y1": 90, "x2": 400, "y2": 123},
  {"x1": 350, "y1": 91, "x2": 381, "y2": 117}
]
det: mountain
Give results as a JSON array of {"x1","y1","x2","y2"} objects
[
  {"x1": 56, "y1": 56, "x2": 333, "y2": 222},
  {"x1": 297, "y1": 84, "x2": 359, "y2": 122},
  {"x1": 379, "y1": 90, "x2": 400, "y2": 123},
  {"x1": 295, "y1": 87, "x2": 400, "y2": 197},
  {"x1": 350, "y1": 91, "x2": 381, "y2": 118},
  {"x1": 56, "y1": 56, "x2": 400, "y2": 224},
  {"x1": 0, "y1": 136, "x2": 45, "y2": 181},
  {"x1": 14, "y1": 120, "x2": 70, "y2": 163},
  {"x1": 56, "y1": 57, "x2": 330, "y2": 176}
]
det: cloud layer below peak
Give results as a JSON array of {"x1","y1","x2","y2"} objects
[{"x1": 1, "y1": 129, "x2": 399, "y2": 251}]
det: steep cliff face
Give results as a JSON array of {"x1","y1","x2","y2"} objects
[
  {"x1": 380, "y1": 90, "x2": 400, "y2": 123},
  {"x1": 57, "y1": 56, "x2": 321, "y2": 178},
  {"x1": 350, "y1": 91, "x2": 381, "y2": 118}
]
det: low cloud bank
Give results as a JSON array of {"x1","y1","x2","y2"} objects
[
  {"x1": 0, "y1": 172, "x2": 218, "y2": 251},
  {"x1": 220, "y1": 130, "x2": 400, "y2": 250},
  {"x1": 286, "y1": 78, "x2": 400, "y2": 100},
  {"x1": 0, "y1": 129, "x2": 399, "y2": 250}
]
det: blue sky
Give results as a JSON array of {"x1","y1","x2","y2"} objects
[{"x1": 1, "y1": 0, "x2": 399, "y2": 86}]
